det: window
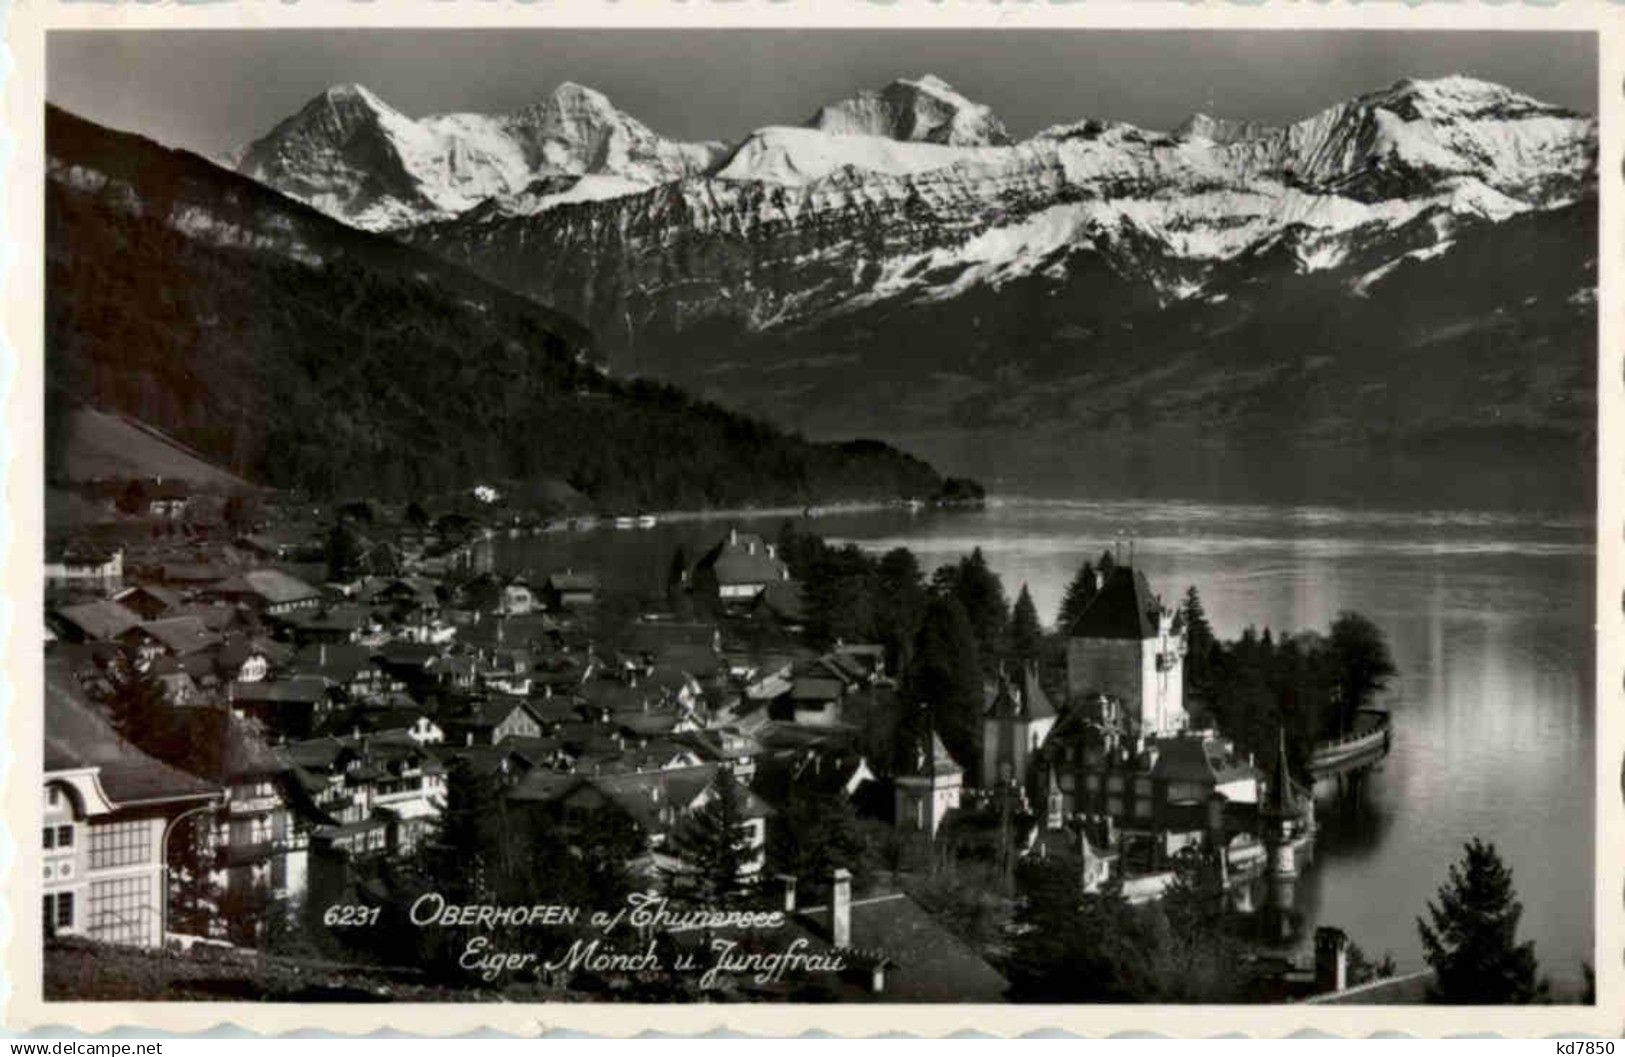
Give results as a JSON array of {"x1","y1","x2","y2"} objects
[
  {"x1": 88, "y1": 875, "x2": 152, "y2": 946},
  {"x1": 1134, "y1": 798, "x2": 1153, "y2": 819},
  {"x1": 48, "y1": 788, "x2": 60, "y2": 807},
  {"x1": 1168, "y1": 781, "x2": 1208, "y2": 804},
  {"x1": 1107, "y1": 775, "x2": 1124, "y2": 793},
  {"x1": 42, "y1": 827, "x2": 53, "y2": 850},
  {"x1": 42, "y1": 892, "x2": 74, "y2": 936},
  {"x1": 1134, "y1": 777, "x2": 1152, "y2": 795},
  {"x1": 57, "y1": 825, "x2": 74, "y2": 848},
  {"x1": 89, "y1": 820, "x2": 151, "y2": 870}
]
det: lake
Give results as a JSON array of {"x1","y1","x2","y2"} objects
[{"x1": 494, "y1": 496, "x2": 1596, "y2": 987}]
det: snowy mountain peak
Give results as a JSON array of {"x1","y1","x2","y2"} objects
[
  {"x1": 807, "y1": 74, "x2": 1012, "y2": 146},
  {"x1": 1361, "y1": 74, "x2": 1578, "y2": 122},
  {"x1": 1174, "y1": 112, "x2": 1280, "y2": 145},
  {"x1": 321, "y1": 82, "x2": 389, "y2": 108},
  {"x1": 516, "y1": 80, "x2": 623, "y2": 123},
  {"x1": 236, "y1": 79, "x2": 727, "y2": 229}
]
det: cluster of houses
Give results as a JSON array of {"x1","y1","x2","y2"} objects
[{"x1": 42, "y1": 481, "x2": 1316, "y2": 998}]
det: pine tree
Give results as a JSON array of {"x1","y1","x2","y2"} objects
[
  {"x1": 664, "y1": 768, "x2": 753, "y2": 905},
  {"x1": 769, "y1": 786, "x2": 871, "y2": 891},
  {"x1": 875, "y1": 547, "x2": 928, "y2": 673},
  {"x1": 905, "y1": 596, "x2": 984, "y2": 774},
  {"x1": 1010, "y1": 584, "x2": 1043, "y2": 664},
  {"x1": 101, "y1": 655, "x2": 171, "y2": 754},
  {"x1": 324, "y1": 519, "x2": 366, "y2": 582},
  {"x1": 1180, "y1": 585, "x2": 1218, "y2": 704},
  {"x1": 1328, "y1": 611, "x2": 1397, "y2": 734},
  {"x1": 1418, "y1": 838, "x2": 1545, "y2": 1003},
  {"x1": 431, "y1": 756, "x2": 503, "y2": 902},
  {"x1": 1057, "y1": 561, "x2": 1099, "y2": 632}
]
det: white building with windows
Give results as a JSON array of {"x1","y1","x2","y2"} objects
[{"x1": 44, "y1": 658, "x2": 220, "y2": 948}]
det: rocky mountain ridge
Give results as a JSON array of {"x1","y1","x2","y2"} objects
[{"x1": 223, "y1": 73, "x2": 1597, "y2": 502}]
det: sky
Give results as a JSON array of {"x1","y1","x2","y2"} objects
[{"x1": 47, "y1": 29, "x2": 1597, "y2": 158}]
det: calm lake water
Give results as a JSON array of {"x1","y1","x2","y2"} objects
[{"x1": 495, "y1": 496, "x2": 1596, "y2": 986}]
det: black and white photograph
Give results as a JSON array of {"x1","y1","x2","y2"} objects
[{"x1": 20, "y1": 13, "x2": 1607, "y2": 1024}]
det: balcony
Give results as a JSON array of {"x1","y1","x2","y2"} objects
[
  {"x1": 215, "y1": 834, "x2": 305, "y2": 867},
  {"x1": 226, "y1": 794, "x2": 281, "y2": 815}
]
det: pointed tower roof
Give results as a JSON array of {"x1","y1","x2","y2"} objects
[
  {"x1": 985, "y1": 663, "x2": 1056, "y2": 722},
  {"x1": 1263, "y1": 727, "x2": 1300, "y2": 819},
  {"x1": 1020, "y1": 662, "x2": 1057, "y2": 721},
  {"x1": 1067, "y1": 566, "x2": 1162, "y2": 640},
  {"x1": 900, "y1": 729, "x2": 962, "y2": 779}
]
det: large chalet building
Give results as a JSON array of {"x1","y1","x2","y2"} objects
[{"x1": 44, "y1": 660, "x2": 221, "y2": 947}]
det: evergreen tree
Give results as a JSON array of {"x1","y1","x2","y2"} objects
[
  {"x1": 874, "y1": 547, "x2": 928, "y2": 674},
  {"x1": 664, "y1": 768, "x2": 753, "y2": 906},
  {"x1": 1181, "y1": 586, "x2": 1217, "y2": 697},
  {"x1": 166, "y1": 809, "x2": 222, "y2": 938},
  {"x1": 430, "y1": 756, "x2": 504, "y2": 902},
  {"x1": 1008, "y1": 858, "x2": 1159, "y2": 1002},
  {"x1": 1327, "y1": 611, "x2": 1397, "y2": 735},
  {"x1": 933, "y1": 548, "x2": 1009, "y2": 664},
  {"x1": 101, "y1": 655, "x2": 171, "y2": 752},
  {"x1": 1057, "y1": 561, "x2": 1099, "y2": 632},
  {"x1": 324, "y1": 519, "x2": 366, "y2": 583},
  {"x1": 1010, "y1": 584, "x2": 1043, "y2": 665},
  {"x1": 574, "y1": 806, "x2": 646, "y2": 909},
  {"x1": 1418, "y1": 838, "x2": 1545, "y2": 1003},
  {"x1": 904, "y1": 596, "x2": 984, "y2": 774},
  {"x1": 769, "y1": 786, "x2": 871, "y2": 892},
  {"x1": 802, "y1": 543, "x2": 879, "y2": 648}
]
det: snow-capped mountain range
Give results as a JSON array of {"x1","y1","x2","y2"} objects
[
  {"x1": 237, "y1": 81, "x2": 730, "y2": 231},
  {"x1": 229, "y1": 73, "x2": 1596, "y2": 454},
  {"x1": 237, "y1": 72, "x2": 1591, "y2": 313}
]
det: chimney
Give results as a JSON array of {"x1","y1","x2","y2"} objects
[
  {"x1": 729, "y1": 528, "x2": 738, "y2": 547},
  {"x1": 777, "y1": 873, "x2": 798, "y2": 913},
  {"x1": 465, "y1": 731, "x2": 474, "y2": 747},
  {"x1": 1315, "y1": 927, "x2": 1349, "y2": 994},
  {"x1": 870, "y1": 960, "x2": 887, "y2": 994},
  {"x1": 831, "y1": 868, "x2": 852, "y2": 948}
]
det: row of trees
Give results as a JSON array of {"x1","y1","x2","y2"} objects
[
  {"x1": 1179, "y1": 586, "x2": 1397, "y2": 771},
  {"x1": 1010, "y1": 835, "x2": 1552, "y2": 1004}
]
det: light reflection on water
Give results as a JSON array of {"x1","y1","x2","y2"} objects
[{"x1": 497, "y1": 496, "x2": 1595, "y2": 985}]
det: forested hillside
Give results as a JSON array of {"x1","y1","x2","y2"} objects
[{"x1": 46, "y1": 106, "x2": 948, "y2": 509}]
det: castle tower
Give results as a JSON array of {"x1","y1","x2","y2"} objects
[
  {"x1": 1063, "y1": 564, "x2": 1186, "y2": 738},
  {"x1": 1259, "y1": 728, "x2": 1303, "y2": 942},
  {"x1": 894, "y1": 725, "x2": 963, "y2": 838},
  {"x1": 981, "y1": 662, "x2": 1058, "y2": 790}
]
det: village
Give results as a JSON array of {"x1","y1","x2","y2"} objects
[{"x1": 41, "y1": 475, "x2": 1394, "y2": 1004}]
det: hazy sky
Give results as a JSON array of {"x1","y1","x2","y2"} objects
[{"x1": 48, "y1": 29, "x2": 1596, "y2": 157}]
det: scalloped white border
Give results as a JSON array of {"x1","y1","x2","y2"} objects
[{"x1": 3, "y1": 0, "x2": 1619, "y2": 1037}]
